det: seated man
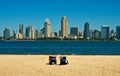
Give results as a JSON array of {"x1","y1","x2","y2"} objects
[{"x1": 49, "y1": 56, "x2": 57, "y2": 65}]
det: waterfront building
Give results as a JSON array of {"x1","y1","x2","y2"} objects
[
  {"x1": 44, "y1": 19, "x2": 51, "y2": 37},
  {"x1": 4, "y1": 27, "x2": 10, "y2": 39},
  {"x1": 14, "y1": 33, "x2": 23, "y2": 39},
  {"x1": 19, "y1": 24, "x2": 24, "y2": 38},
  {"x1": 61, "y1": 16, "x2": 68, "y2": 38},
  {"x1": 109, "y1": 29, "x2": 115, "y2": 39},
  {"x1": 70, "y1": 27, "x2": 78, "y2": 36},
  {"x1": 36, "y1": 30, "x2": 43, "y2": 38},
  {"x1": 89, "y1": 29, "x2": 94, "y2": 39},
  {"x1": 78, "y1": 32, "x2": 84, "y2": 38},
  {"x1": 25, "y1": 26, "x2": 35, "y2": 39},
  {"x1": 94, "y1": 30, "x2": 100, "y2": 39},
  {"x1": 50, "y1": 32, "x2": 57, "y2": 38},
  {"x1": 116, "y1": 26, "x2": 120, "y2": 39},
  {"x1": 84, "y1": 22, "x2": 90, "y2": 39},
  {"x1": 101, "y1": 25, "x2": 110, "y2": 39}
]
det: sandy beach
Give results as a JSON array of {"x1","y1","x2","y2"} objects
[{"x1": 0, "y1": 55, "x2": 120, "y2": 76}]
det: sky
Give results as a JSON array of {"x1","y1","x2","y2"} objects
[{"x1": 0, "y1": 0, "x2": 120, "y2": 36}]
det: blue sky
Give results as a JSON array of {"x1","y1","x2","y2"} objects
[{"x1": 0, "y1": 0, "x2": 120, "y2": 36}]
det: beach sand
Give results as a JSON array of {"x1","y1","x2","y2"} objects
[{"x1": 0, "y1": 55, "x2": 120, "y2": 76}]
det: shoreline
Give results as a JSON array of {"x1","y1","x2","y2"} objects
[
  {"x1": 0, "y1": 54, "x2": 120, "y2": 56},
  {"x1": 1, "y1": 39, "x2": 120, "y2": 42}
]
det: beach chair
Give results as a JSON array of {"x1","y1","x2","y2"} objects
[
  {"x1": 49, "y1": 56, "x2": 57, "y2": 65},
  {"x1": 60, "y1": 56, "x2": 68, "y2": 65}
]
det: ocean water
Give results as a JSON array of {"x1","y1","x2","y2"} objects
[{"x1": 0, "y1": 40, "x2": 120, "y2": 55}]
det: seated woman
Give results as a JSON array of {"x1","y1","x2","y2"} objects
[{"x1": 59, "y1": 56, "x2": 68, "y2": 65}]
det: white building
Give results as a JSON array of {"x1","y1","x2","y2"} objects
[
  {"x1": 14, "y1": 33, "x2": 23, "y2": 39},
  {"x1": 61, "y1": 16, "x2": 68, "y2": 38},
  {"x1": 44, "y1": 19, "x2": 51, "y2": 37},
  {"x1": 26, "y1": 26, "x2": 35, "y2": 39}
]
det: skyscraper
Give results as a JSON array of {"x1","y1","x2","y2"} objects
[
  {"x1": 4, "y1": 27, "x2": 10, "y2": 39},
  {"x1": 101, "y1": 25, "x2": 110, "y2": 39},
  {"x1": 19, "y1": 24, "x2": 24, "y2": 38},
  {"x1": 116, "y1": 26, "x2": 120, "y2": 39},
  {"x1": 61, "y1": 16, "x2": 68, "y2": 38},
  {"x1": 84, "y1": 22, "x2": 90, "y2": 39},
  {"x1": 70, "y1": 27, "x2": 78, "y2": 36},
  {"x1": 19, "y1": 24, "x2": 24, "y2": 34},
  {"x1": 25, "y1": 26, "x2": 35, "y2": 39},
  {"x1": 44, "y1": 19, "x2": 51, "y2": 37}
]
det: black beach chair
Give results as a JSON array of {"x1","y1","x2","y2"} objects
[
  {"x1": 49, "y1": 56, "x2": 57, "y2": 65},
  {"x1": 60, "y1": 56, "x2": 68, "y2": 65}
]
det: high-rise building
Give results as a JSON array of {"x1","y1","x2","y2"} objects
[
  {"x1": 4, "y1": 27, "x2": 10, "y2": 39},
  {"x1": 19, "y1": 24, "x2": 24, "y2": 38},
  {"x1": 19, "y1": 24, "x2": 24, "y2": 34},
  {"x1": 31, "y1": 26, "x2": 35, "y2": 39},
  {"x1": 116, "y1": 26, "x2": 120, "y2": 39},
  {"x1": 44, "y1": 19, "x2": 51, "y2": 37},
  {"x1": 61, "y1": 16, "x2": 68, "y2": 38},
  {"x1": 84, "y1": 22, "x2": 90, "y2": 39},
  {"x1": 70, "y1": 27, "x2": 78, "y2": 36},
  {"x1": 36, "y1": 30, "x2": 43, "y2": 38},
  {"x1": 94, "y1": 30, "x2": 100, "y2": 39},
  {"x1": 101, "y1": 25, "x2": 110, "y2": 39},
  {"x1": 26, "y1": 26, "x2": 29, "y2": 38},
  {"x1": 89, "y1": 29, "x2": 94, "y2": 39},
  {"x1": 25, "y1": 26, "x2": 35, "y2": 39}
]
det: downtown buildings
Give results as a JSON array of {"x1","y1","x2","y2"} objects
[{"x1": 2, "y1": 16, "x2": 120, "y2": 40}]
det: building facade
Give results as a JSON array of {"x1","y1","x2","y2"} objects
[
  {"x1": 70, "y1": 27, "x2": 78, "y2": 36},
  {"x1": 94, "y1": 30, "x2": 100, "y2": 39},
  {"x1": 44, "y1": 19, "x2": 51, "y2": 37},
  {"x1": 61, "y1": 16, "x2": 68, "y2": 38},
  {"x1": 4, "y1": 27, "x2": 10, "y2": 39},
  {"x1": 19, "y1": 24, "x2": 24, "y2": 38},
  {"x1": 101, "y1": 25, "x2": 110, "y2": 39},
  {"x1": 36, "y1": 30, "x2": 43, "y2": 38},
  {"x1": 116, "y1": 26, "x2": 120, "y2": 39},
  {"x1": 89, "y1": 29, "x2": 94, "y2": 39},
  {"x1": 25, "y1": 26, "x2": 35, "y2": 39},
  {"x1": 84, "y1": 22, "x2": 90, "y2": 39}
]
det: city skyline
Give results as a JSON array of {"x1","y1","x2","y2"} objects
[
  {"x1": 1, "y1": 17, "x2": 120, "y2": 38},
  {"x1": 0, "y1": 0, "x2": 120, "y2": 36}
]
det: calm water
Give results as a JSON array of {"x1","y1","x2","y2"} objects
[{"x1": 0, "y1": 40, "x2": 120, "y2": 55}]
